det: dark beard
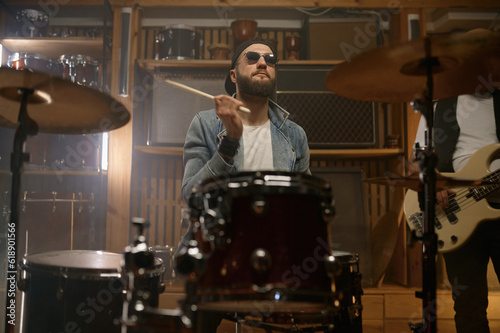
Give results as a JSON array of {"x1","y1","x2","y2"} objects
[{"x1": 236, "y1": 70, "x2": 276, "y2": 98}]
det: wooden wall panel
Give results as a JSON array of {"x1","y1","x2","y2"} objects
[{"x1": 133, "y1": 155, "x2": 186, "y2": 248}]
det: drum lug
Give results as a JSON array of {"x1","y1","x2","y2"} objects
[
  {"x1": 201, "y1": 208, "x2": 229, "y2": 249},
  {"x1": 250, "y1": 248, "x2": 272, "y2": 274},
  {"x1": 324, "y1": 255, "x2": 342, "y2": 278},
  {"x1": 158, "y1": 281, "x2": 166, "y2": 294},
  {"x1": 251, "y1": 195, "x2": 268, "y2": 216},
  {"x1": 200, "y1": 190, "x2": 231, "y2": 249},
  {"x1": 17, "y1": 277, "x2": 28, "y2": 292},
  {"x1": 321, "y1": 200, "x2": 336, "y2": 224},
  {"x1": 18, "y1": 262, "x2": 29, "y2": 291},
  {"x1": 56, "y1": 286, "x2": 65, "y2": 301},
  {"x1": 175, "y1": 241, "x2": 206, "y2": 276}
]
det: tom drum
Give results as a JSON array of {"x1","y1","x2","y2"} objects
[
  {"x1": 156, "y1": 25, "x2": 201, "y2": 60},
  {"x1": 187, "y1": 171, "x2": 336, "y2": 315}
]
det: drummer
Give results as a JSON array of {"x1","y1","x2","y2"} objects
[
  {"x1": 178, "y1": 37, "x2": 311, "y2": 332},
  {"x1": 181, "y1": 38, "x2": 310, "y2": 202}
]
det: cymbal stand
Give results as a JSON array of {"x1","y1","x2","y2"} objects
[
  {"x1": 4, "y1": 88, "x2": 38, "y2": 333},
  {"x1": 408, "y1": 37, "x2": 439, "y2": 333}
]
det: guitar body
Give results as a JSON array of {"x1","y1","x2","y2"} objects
[{"x1": 404, "y1": 143, "x2": 500, "y2": 253}]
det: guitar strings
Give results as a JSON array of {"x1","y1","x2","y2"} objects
[{"x1": 434, "y1": 185, "x2": 500, "y2": 222}]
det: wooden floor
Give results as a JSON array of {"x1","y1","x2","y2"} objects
[{"x1": 158, "y1": 283, "x2": 500, "y2": 333}]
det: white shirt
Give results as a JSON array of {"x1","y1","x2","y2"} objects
[
  {"x1": 242, "y1": 120, "x2": 274, "y2": 171},
  {"x1": 454, "y1": 93, "x2": 498, "y2": 172},
  {"x1": 414, "y1": 93, "x2": 498, "y2": 173}
]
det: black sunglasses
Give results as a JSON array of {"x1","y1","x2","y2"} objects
[{"x1": 243, "y1": 51, "x2": 279, "y2": 66}]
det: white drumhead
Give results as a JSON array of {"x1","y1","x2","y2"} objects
[{"x1": 25, "y1": 250, "x2": 121, "y2": 270}]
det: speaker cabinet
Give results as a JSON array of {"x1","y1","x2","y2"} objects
[
  {"x1": 277, "y1": 64, "x2": 377, "y2": 148},
  {"x1": 148, "y1": 67, "x2": 227, "y2": 146},
  {"x1": 146, "y1": 64, "x2": 377, "y2": 148}
]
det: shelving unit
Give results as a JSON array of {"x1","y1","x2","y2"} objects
[
  {"x1": 0, "y1": 9, "x2": 112, "y2": 254},
  {"x1": 0, "y1": 37, "x2": 103, "y2": 60},
  {"x1": 135, "y1": 145, "x2": 404, "y2": 158}
]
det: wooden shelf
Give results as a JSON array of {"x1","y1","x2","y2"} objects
[
  {"x1": 3, "y1": 0, "x2": 500, "y2": 8},
  {"x1": 105, "y1": 0, "x2": 500, "y2": 8},
  {"x1": 1, "y1": 37, "x2": 104, "y2": 60},
  {"x1": 1, "y1": 169, "x2": 104, "y2": 176},
  {"x1": 135, "y1": 145, "x2": 403, "y2": 158},
  {"x1": 310, "y1": 148, "x2": 403, "y2": 159},
  {"x1": 24, "y1": 170, "x2": 103, "y2": 176},
  {"x1": 137, "y1": 59, "x2": 343, "y2": 70},
  {"x1": 135, "y1": 145, "x2": 183, "y2": 156}
]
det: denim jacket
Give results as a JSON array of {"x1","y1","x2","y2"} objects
[{"x1": 182, "y1": 99, "x2": 310, "y2": 201}]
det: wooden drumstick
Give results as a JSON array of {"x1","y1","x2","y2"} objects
[{"x1": 164, "y1": 79, "x2": 251, "y2": 114}]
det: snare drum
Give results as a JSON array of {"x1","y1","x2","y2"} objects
[
  {"x1": 7, "y1": 52, "x2": 61, "y2": 76},
  {"x1": 60, "y1": 54, "x2": 99, "y2": 87},
  {"x1": 156, "y1": 25, "x2": 201, "y2": 60},
  {"x1": 16, "y1": 9, "x2": 48, "y2": 37},
  {"x1": 19, "y1": 250, "x2": 165, "y2": 333},
  {"x1": 188, "y1": 171, "x2": 336, "y2": 314}
]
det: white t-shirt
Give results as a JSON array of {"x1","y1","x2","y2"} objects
[
  {"x1": 454, "y1": 94, "x2": 498, "y2": 172},
  {"x1": 242, "y1": 120, "x2": 274, "y2": 171}
]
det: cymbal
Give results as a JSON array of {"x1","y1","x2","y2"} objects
[
  {"x1": 326, "y1": 31, "x2": 500, "y2": 103},
  {"x1": 0, "y1": 68, "x2": 130, "y2": 134},
  {"x1": 363, "y1": 174, "x2": 496, "y2": 192}
]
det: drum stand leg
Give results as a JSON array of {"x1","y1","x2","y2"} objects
[
  {"x1": 4, "y1": 89, "x2": 38, "y2": 333},
  {"x1": 408, "y1": 37, "x2": 440, "y2": 333}
]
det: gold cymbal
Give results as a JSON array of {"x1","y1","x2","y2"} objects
[
  {"x1": 326, "y1": 31, "x2": 500, "y2": 103},
  {"x1": 0, "y1": 68, "x2": 130, "y2": 134},
  {"x1": 363, "y1": 174, "x2": 495, "y2": 192}
]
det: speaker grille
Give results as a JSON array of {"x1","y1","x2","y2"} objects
[
  {"x1": 277, "y1": 92, "x2": 376, "y2": 148},
  {"x1": 149, "y1": 68, "x2": 227, "y2": 146}
]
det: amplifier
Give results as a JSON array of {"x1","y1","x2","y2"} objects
[
  {"x1": 147, "y1": 65, "x2": 377, "y2": 148},
  {"x1": 277, "y1": 64, "x2": 377, "y2": 148},
  {"x1": 148, "y1": 67, "x2": 227, "y2": 146}
]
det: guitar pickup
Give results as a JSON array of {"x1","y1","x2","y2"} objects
[
  {"x1": 434, "y1": 217, "x2": 442, "y2": 229},
  {"x1": 444, "y1": 197, "x2": 460, "y2": 225},
  {"x1": 409, "y1": 213, "x2": 423, "y2": 234},
  {"x1": 410, "y1": 212, "x2": 442, "y2": 231},
  {"x1": 445, "y1": 212, "x2": 458, "y2": 224}
]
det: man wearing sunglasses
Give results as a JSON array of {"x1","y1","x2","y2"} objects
[
  {"x1": 178, "y1": 38, "x2": 311, "y2": 332},
  {"x1": 181, "y1": 38, "x2": 310, "y2": 202}
]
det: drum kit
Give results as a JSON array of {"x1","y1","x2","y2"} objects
[{"x1": 2, "y1": 29, "x2": 500, "y2": 333}]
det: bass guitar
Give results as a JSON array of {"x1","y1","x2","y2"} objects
[{"x1": 404, "y1": 143, "x2": 500, "y2": 253}]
